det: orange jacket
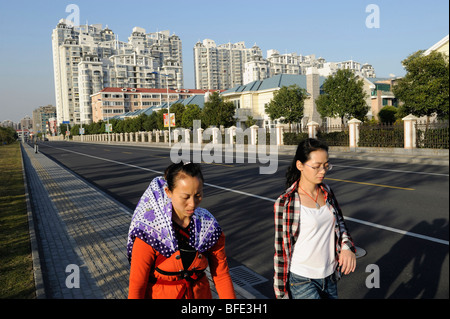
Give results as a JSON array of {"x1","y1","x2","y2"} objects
[{"x1": 128, "y1": 233, "x2": 236, "y2": 299}]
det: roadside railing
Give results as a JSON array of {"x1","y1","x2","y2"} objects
[
  {"x1": 416, "y1": 120, "x2": 449, "y2": 149},
  {"x1": 359, "y1": 122, "x2": 404, "y2": 148},
  {"x1": 66, "y1": 115, "x2": 449, "y2": 150}
]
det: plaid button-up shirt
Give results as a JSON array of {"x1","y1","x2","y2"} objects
[{"x1": 273, "y1": 180, "x2": 355, "y2": 299}]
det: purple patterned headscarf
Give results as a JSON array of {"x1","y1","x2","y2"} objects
[{"x1": 126, "y1": 176, "x2": 222, "y2": 262}]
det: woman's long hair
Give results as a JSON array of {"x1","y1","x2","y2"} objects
[{"x1": 285, "y1": 138, "x2": 329, "y2": 188}]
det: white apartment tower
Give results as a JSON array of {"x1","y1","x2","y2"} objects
[
  {"x1": 52, "y1": 20, "x2": 183, "y2": 125},
  {"x1": 242, "y1": 51, "x2": 376, "y2": 85},
  {"x1": 194, "y1": 39, "x2": 263, "y2": 90}
]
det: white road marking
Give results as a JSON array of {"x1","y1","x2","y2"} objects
[{"x1": 43, "y1": 144, "x2": 449, "y2": 246}]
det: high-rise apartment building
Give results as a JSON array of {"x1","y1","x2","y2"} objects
[
  {"x1": 194, "y1": 39, "x2": 376, "y2": 90},
  {"x1": 194, "y1": 39, "x2": 263, "y2": 90},
  {"x1": 244, "y1": 50, "x2": 376, "y2": 84},
  {"x1": 32, "y1": 105, "x2": 56, "y2": 134},
  {"x1": 52, "y1": 20, "x2": 183, "y2": 125}
]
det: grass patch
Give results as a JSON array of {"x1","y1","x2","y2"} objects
[{"x1": 0, "y1": 142, "x2": 35, "y2": 298}]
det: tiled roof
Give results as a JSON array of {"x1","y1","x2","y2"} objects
[
  {"x1": 110, "y1": 94, "x2": 207, "y2": 120},
  {"x1": 221, "y1": 74, "x2": 326, "y2": 95}
]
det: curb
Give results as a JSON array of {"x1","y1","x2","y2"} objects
[{"x1": 20, "y1": 143, "x2": 46, "y2": 299}]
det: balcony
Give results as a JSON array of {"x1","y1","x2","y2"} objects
[{"x1": 235, "y1": 108, "x2": 252, "y2": 118}]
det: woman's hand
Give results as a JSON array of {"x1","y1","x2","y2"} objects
[{"x1": 339, "y1": 249, "x2": 356, "y2": 275}]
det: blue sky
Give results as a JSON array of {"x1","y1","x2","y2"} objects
[{"x1": 0, "y1": 0, "x2": 448, "y2": 123}]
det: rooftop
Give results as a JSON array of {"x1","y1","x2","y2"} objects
[
  {"x1": 95, "y1": 87, "x2": 222, "y2": 95},
  {"x1": 221, "y1": 74, "x2": 326, "y2": 95}
]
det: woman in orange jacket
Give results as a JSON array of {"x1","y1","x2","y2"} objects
[{"x1": 127, "y1": 161, "x2": 236, "y2": 299}]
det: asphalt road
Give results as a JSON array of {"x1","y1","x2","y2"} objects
[{"x1": 34, "y1": 141, "x2": 449, "y2": 299}]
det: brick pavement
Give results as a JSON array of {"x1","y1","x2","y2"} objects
[{"x1": 21, "y1": 142, "x2": 254, "y2": 299}]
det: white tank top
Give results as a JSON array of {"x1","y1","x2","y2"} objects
[{"x1": 290, "y1": 203, "x2": 336, "y2": 279}]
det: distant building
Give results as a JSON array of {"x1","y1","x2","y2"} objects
[
  {"x1": 194, "y1": 39, "x2": 263, "y2": 90},
  {"x1": 52, "y1": 20, "x2": 183, "y2": 126},
  {"x1": 32, "y1": 105, "x2": 56, "y2": 135},
  {"x1": 20, "y1": 116, "x2": 33, "y2": 130},
  {"x1": 221, "y1": 70, "x2": 326, "y2": 129},
  {"x1": 366, "y1": 78, "x2": 399, "y2": 120},
  {"x1": 91, "y1": 87, "x2": 219, "y2": 122},
  {"x1": 1, "y1": 120, "x2": 15, "y2": 128},
  {"x1": 241, "y1": 49, "x2": 376, "y2": 86},
  {"x1": 16, "y1": 129, "x2": 31, "y2": 141}
]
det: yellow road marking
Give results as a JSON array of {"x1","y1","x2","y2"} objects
[
  {"x1": 122, "y1": 151, "x2": 133, "y2": 154},
  {"x1": 325, "y1": 177, "x2": 415, "y2": 191}
]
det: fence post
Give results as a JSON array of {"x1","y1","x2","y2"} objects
[
  {"x1": 250, "y1": 125, "x2": 259, "y2": 145},
  {"x1": 228, "y1": 126, "x2": 236, "y2": 145},
  {"x1": 276, "y1": 124, "x2": 284, "y2": 145},
  {"x1": 307, "y1": 121, "x2": 319, "y2": 139},
  {"x1": 402, "y1": 114, "x2": 418, "y2": 149},
  {"x1": 196, "y1": 127, "x2": 203, "y2": 145},
  {"x1": 212, "y1": 127, "x2": 219, "y2": 144},
  {"x1": 348, "y1": 118, "x2": 362, "y2": 149},
  {"x1": 184, "y1": 129, "x2": 190, "y2": 144}
]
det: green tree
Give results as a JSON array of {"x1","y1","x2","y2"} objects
[
  {"x1": 181, "y1": 104, "x2": 202, "y2": 129},
  {"x1": 114, "y1": 119, "x2": 124, "y2": 133},
  {"x1": 143, "y1": 112, "x2": 158, "y2": 131},
  {"x1": 0, "y1": 126, "x2": 17, "y2": 144},
  {"x1": 316, "y1": 69, "x2": 369, "y2": 124},
  {"x1": 156, "y1": 108, "x2": 168, "y2": 130},
  {"x1": 245, "y1": 115, "x2": 257, "y2": 128},
  {"x1": 265, "y1": 84, "x2": 307, "y2": 132},
  {"x1": 59, "y1": 124, "x2": 68, "y2": 137},
  {"x1": 109, "y1": 118, "x2": 120, "y2": 133},
  {"x1": 202, "y1": 92, "x2": 235, "y2": 127},
  {"x1": 378, "y1": 105, "x2": 398, "y2": 124},
  {"x1": 169, "y1": 103, "x2": 185, "y2": 128},
  {"x1": 392, "y1": 50, "x2": 449, "y2": 121},
  {"x1": 70, "y1": 124, "x2": 80, "y2": 137},
  {"x1": 123, "y1": 117, "x2": 140, "y2": 132}
]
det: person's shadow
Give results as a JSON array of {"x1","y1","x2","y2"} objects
[{"x1": 364, "y1": 219, "x2": 448, "y2": 299}]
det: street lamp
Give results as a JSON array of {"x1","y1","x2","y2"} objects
[{"x1": 152, "y1": 71, "x2": 171, "y2": 146}]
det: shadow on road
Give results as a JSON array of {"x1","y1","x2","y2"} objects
[{"x1": 364, "y1": 218, "x2": 448, "y2": 299}]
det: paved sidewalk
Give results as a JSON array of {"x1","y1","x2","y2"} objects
[{"x1": 21, "y1": 142, "x2": 255, "y2": 299}]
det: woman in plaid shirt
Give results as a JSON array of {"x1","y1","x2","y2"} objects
[{"x1": 274, "y1": 138, "x2": 356, "y2": 299}]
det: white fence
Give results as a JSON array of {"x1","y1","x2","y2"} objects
[{"x1": 66, "y1": 115, "x2": 427, "y2": 149}]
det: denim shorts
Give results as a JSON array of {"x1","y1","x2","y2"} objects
[{"x1": 289, "y1": 272, "x2": 338, "y2": 299}]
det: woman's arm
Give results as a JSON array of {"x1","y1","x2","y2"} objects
[
  {"x1": 208, "y1": 233, "x2": 236, "y2": 299},
  {"x1": 128, "y1": 238, "x2": 156, "y2": 299}
]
